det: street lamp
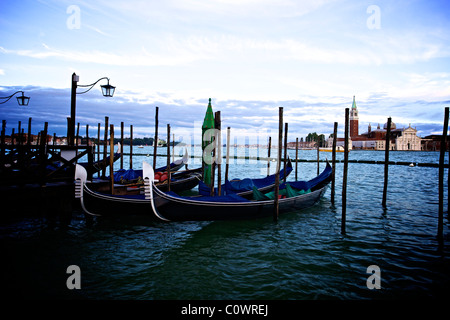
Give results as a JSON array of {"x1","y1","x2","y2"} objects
[
  {"x1": 100, "y1": 80, "x2": 115, "y2": 97},
  {"x1": 69, "y1": 72, "x2": 115, "y2": 146},
  {"x1": 0, "y1": 91, "x2": 30, "y2": 106}
]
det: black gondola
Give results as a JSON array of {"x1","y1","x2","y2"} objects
[
  {"x1": 75, "y1": 163, "x2": 202, "y2": 217},
  {"x1": 75, "y1": 160, "x2": 332, "y2": 220},
  {"x1": 144, "y1": 161, "x2": 332, "y2": 221}
]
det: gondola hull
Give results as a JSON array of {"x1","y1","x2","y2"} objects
[
  {"x1": 75, "y1": 160, "x2": 331, "y2": 221},
  {"x1": 75, "y1": 166, "x2": 201, "y2": 217},
  {"x1": 152, "y1": 185, "x2": 329, "y2": 221},
  {"x1": 146, "y1": 161, "x2": 332, "y2": 222},
  {"x1": 78, "y1": 183, "x2": 157, "y2": 218}
]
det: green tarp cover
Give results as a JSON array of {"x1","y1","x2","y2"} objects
[{"x1": 253, "y1": 184, "x2": 310, "y2": 201}]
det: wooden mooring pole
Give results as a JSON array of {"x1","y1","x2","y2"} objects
[
  {"x1": 109, "y1": 124, "x2": 114, "y2": 194},
  {"x1": 11, "y1": 128, "x2": 15, "y2": 147},
  {"x1": 1, "y1": 120, "x2": 6, "y2": 167},
  {"x1": 342, "y1": 109, "x2": 349, "y2": 234},
  {"x1": 210, "y1": 123, "x2": 216, "y2": 196},
  {"x1": 438, "y1": 107, "x2": 449, "y2": 239},
  {"x1": 120, "y1": 122, "x2": 124, "y2": 169},
  {"x1": 16, "y1": 121, "x2": 21, "y2": 147},
  {"x1": 382, "y1": 117, "x2": 392, "y2": 208},
  {"x1": 172, "y1": 133, "x2": 175, "y2": 163},
  {"x1": 86, "y1": 124, "x2": 89, "y2": 147},
  {"x1": 39, "y1": 122, "x2": 48, "y2": 183},
  {"x1": 167, "y1": 124, "x2": 171, "y2": 192},
  {"x1": 18, "y1": 121, "x2": 22, "y2": 147},
  {"x1": 295, "y1": 137, "x2": 299, "y2": 181},
  {"x1": 317, "y1": 140, "x2": 320, "y2": 176},
  {"x1": 273, "y1": 107, "x2": 283, "y2": 222},
  {"x1": 331, "y1": 122, "x2": 338, "y2": 206},
  {"x1": 66, "y1": 117, "x2": 70, "y2": 142},
  {"x1": 76, "y1": 122, "x2": 80, "y2": 148},
  {"x1": 102, "y1": 116, "x2": 109, "y2": 178},
  {"x1": 225, "y1": 127, "x2": 231, "y2": 182},
  {"x1": 27, "y1": 117, "x2": 32, "y2": 146},
  {"x1": 283, "y1": 122, "x2": 288, "y2": 183},
  {"x1": 267, "y1": 136, "x2": 271, "y2": 177},
  {"x1": 97, "y1": 123, "x2": 101, "y2": 164},
  {"x1": 153, "y1": 106, "x2": 159, "y2": 171},
  {"x1": 215, "y1": 111, "x2": 222, "y2": 196},
  {"x1": 129, "y1": 125, "x2": 133, "y2": 169}
]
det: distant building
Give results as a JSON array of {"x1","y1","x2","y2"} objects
[
  {"x1": 328, "y1": 96, "x2": 422, "y2": 150},
  {"x1": 326, "y1": 137, "x2": 353, "y2": 150},
  {"x1": 349, "y1": 96, "x2": 359, "y2": 139},
  {"x1": 286, "y1": 140, "x2": 319, "y2": 149},
  {"x1": 421, "y1": 135, "x2": 449, "y2": 151}
]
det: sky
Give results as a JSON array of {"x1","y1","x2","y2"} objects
[{"x1": 1, "y1": 0, "x2": 450, "y2": 145}]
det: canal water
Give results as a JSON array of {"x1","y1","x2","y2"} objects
[{"x1": 1, "y1": 147, "x2": 449, "y2": 301}]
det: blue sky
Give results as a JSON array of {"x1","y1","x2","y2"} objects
[{"x1": 1, "y1": 0, "x2": 449, "y2": 144}]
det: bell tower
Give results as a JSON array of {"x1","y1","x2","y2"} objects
[{"x1": 349, "y1": 95, "x2": 359, "y2": 138}]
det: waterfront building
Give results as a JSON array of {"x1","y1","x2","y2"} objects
[
  {"x1": 328, "y1": 96, "x2": 422, "y2": 150},
  {"x1": 349, "y1": 96, "x2": 359, "y2": 139}
]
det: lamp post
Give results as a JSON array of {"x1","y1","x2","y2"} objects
[
  {"x1": 69, "y1": 72, "x2": 115, "y2": 146},
  {"x1": 0, "y1": 91, "x2": 30, "y2": 106}
]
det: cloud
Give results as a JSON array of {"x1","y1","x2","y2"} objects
[
  {"x1": 3, "y1": 24, "x2": 448, "y2": 70},
  {"x1": 85, "y1": 25, "x2": 112, "y2": 37},
  {"x1": 0, "y1": 41, "x2": 211, "y2": 67},
  {"x1": 1, "y1": 84, "x2": 447, "y2": 141}
]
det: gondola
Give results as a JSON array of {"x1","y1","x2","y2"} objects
[
  {"x1": 198, "y1": 158, "x2": 293, "y2": 198},
  {"x1": 143, "y1": 160, "x2": 333, "y2": 222},
  {"x1": 74, "y1": 164, "x2": 202, "y2": 217}
]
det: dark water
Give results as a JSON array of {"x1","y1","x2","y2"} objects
[{"x1": 1, "y1": 149, "x2": 449, "y2": 301}]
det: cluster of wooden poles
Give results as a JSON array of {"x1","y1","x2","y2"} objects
[
  {"x1": 101, "y1": 107, "x2": 176, "y2": 194},
  {"x1": 105, "y1": 107, "x2": 177, "y2": 194},
  {"x1": 155, "y1": 105, "x2": 450, "y2": 236},
  {"x1": 3, "y1": 104, "x2": 448, "y2": 237},
  {"x1": 270, "y1": 107, "x2": 326, "y2": 222},
  {"x1": 267, "y1": 106, "x2": 449, "y2": 239},
  {"x1": 341, "y1": 107, "x2": 449, "y2": 238}
]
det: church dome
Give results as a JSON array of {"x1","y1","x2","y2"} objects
[{"x1": 383, "y1": 121, "x2": 396, "y2": 130}]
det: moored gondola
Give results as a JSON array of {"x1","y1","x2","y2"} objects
[
  {"x1": 75, "y1": 164, "x2": 202, "y2": 217},
  {"x1": 75, "y1": 159, "x2": 331, "y2": 220},
  {"x1": 143, "y1": 161, "x2": 332, "y2": 222}
]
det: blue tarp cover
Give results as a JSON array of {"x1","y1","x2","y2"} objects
[
  {"x1": 166, "y1": 191, "x2": 251, "y2": 203},
  {"x1": 198, "y1": 164, "x2": 293, "y2": 196},
  {"x1": 114, "y1": 169, "x2": 143, "y2": 182}
]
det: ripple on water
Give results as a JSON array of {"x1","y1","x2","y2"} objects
[{"x1": 2, "y1": 150, "x2": 450, "y2": 299}]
